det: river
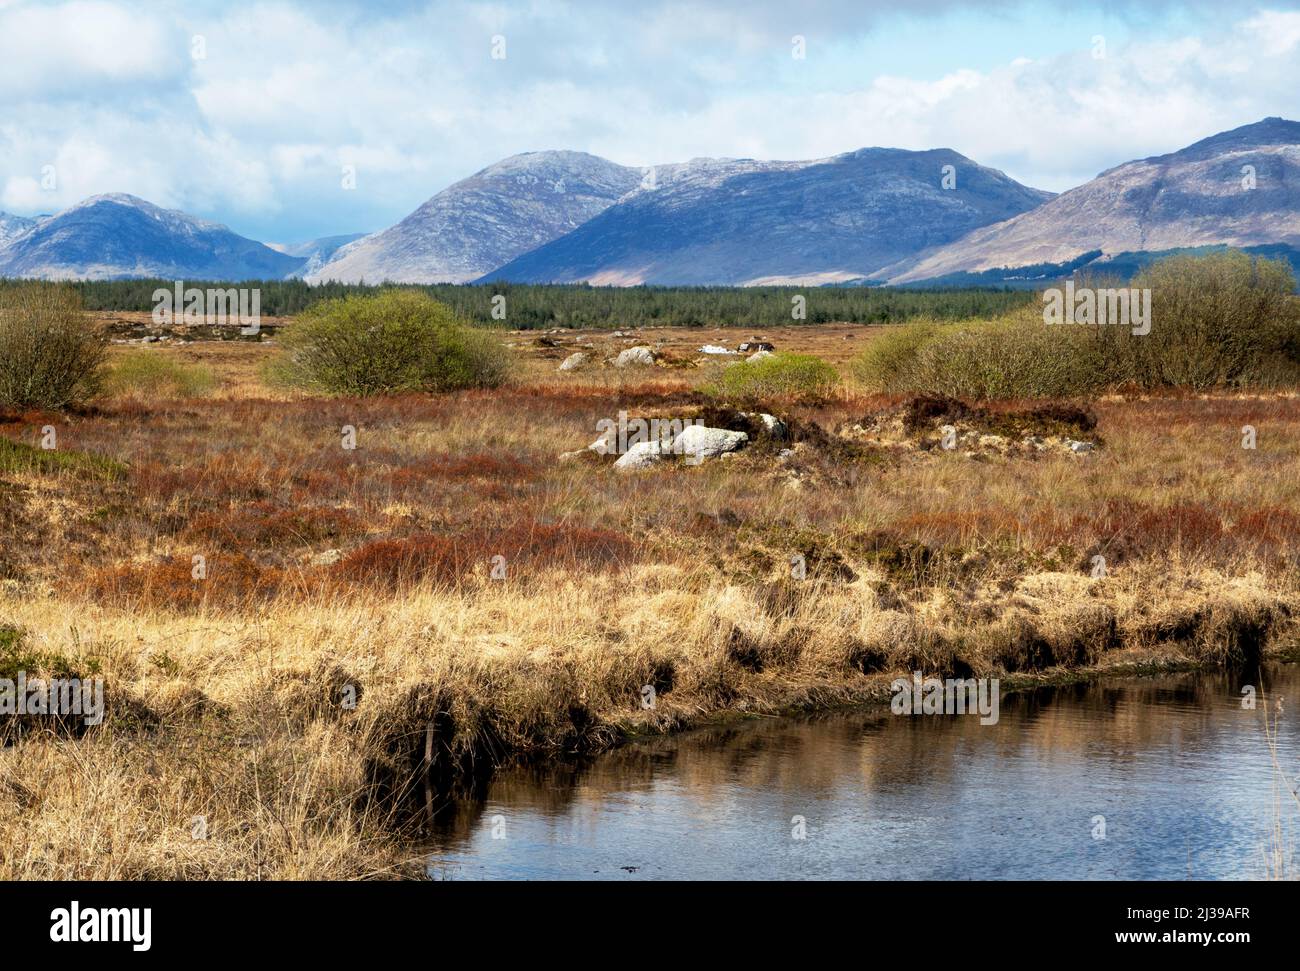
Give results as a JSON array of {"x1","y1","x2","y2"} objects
[{"x1": 427, "y1": 664, "x2": 1298, "y2": 880}]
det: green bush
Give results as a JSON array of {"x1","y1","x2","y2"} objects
[
  {"x1": 0, "y1": 284, "x2": 105, "y2": 410},
  {"x1": 850, "y1": 318, "x2": 952, "y2": 392},
  {"x1": 105, "y1": 350, "x2": 217, "y2": 399},
  {"x1": 708, "y1": 352, "x2": 839, "y2": 403},
  {"x1": 851, "y1": 252, "x2": 1300, "y2": 399},
  {"x1": 272, "y1": 290, "x2": 511, "y2": 395},
  {"x1": 1121, "y1": 251, "x2": 1300, "y2": 390}
]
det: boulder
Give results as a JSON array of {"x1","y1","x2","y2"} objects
[
  {"x1": 613, "y1": 440, "x2": 666, "y2": 471},
  {"x1": 558, "y1": 352, "x2": 590, "y2": 372},
  {"x1": 672, "y1": 425, "x2": 748, "y2": 462},
  {"x1": 739, "y1": 341, "x2": 775, "y2": 353},
  {"x1": 614, "y1": 346, "x2": 656, "y2": 368},
  {"x1": 1067, "y1": 440, "x2": 1097, "y2": 453},
  {"x1": 747, "y1": 349, "x2": 774, "y2": 363}
]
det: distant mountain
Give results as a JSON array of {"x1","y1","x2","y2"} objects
[
  {"x1": 480, "y1": 149, "x2": 1054, "y2": 286},
  {"x1": 271, "y1": 233, "x2": 367, "y2": 278},
  {"x1": 881, "y1": 117, "x2": 1300, "y2": 284},
  {"x1": 0, "y1": 194, "x2": 305, "y2": 281},
  {"x1": 0, "y1": 212, "x2": 37, "y2": 249},
  {"x1": 307, "y1": 151, "x2": 643, "y2": 284}
]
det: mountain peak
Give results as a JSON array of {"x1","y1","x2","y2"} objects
[
  {"x1": 0, "y1": 193, "x2": 302, "y2": 281},
  {"x1": 308, "y1": 151, "x2": 642, "y2": 284},
  {"x1": 1151, "y1": 116, "x2": 1300, "y2": 164},
  {"x1": 883, "y1": 118, "x2": 1300, "y2": 284}
]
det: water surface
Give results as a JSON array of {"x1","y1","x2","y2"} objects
[{"x1": 427, "y1": 665, "x2": 1299, "y2": 880}]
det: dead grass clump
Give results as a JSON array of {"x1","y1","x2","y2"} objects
[
  {"x1": 983, "y1": 605, "x2": 1120, "y2": 673},
  {"x1": 333, "y1": 522, "x2": 638, "y2": 590},
  {"x1": 1132, "y1": 591, "x2": 1287, "y2": 666},
  {"x1": 185, "y1": 502, "x2": 363, "y2": 550}
]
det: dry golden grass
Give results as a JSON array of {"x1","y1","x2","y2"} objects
[{"x1": 1, "y1": 331, "x2": 1297, "y2": 879}]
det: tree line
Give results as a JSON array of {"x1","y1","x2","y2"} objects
[{"x1": 0, "y1": 277, "x2": 1036, "y2": 328}]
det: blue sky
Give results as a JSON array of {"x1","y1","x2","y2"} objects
[{"x1": 2, "y1": 0, "x2": 1298, "y2": 244}]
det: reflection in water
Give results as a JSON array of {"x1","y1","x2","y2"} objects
[{"x1": 426, "y1": 665, "x2": 1299, "y2": 880}]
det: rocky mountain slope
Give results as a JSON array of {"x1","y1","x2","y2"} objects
[
  {"x1": 306, "y1": 151, "x2": 643, "y2": 284},
  {"x1": 880, "y1": 117, "x2": 1300, "y2": 284},
  {"x1": 0, "y1": 194, "x2": 304, "y2": 281}
]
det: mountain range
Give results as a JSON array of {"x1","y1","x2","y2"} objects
[
  {"x1": 480, "y1": 149, "x2": 1052, "y2": 286},
  {"x1": 0, "y1": 117, "x2": 1296, "y2": 287}
]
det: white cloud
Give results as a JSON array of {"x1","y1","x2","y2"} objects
[{"x1": 1, "y1": 0, "x2": 1298, "y2": 239}]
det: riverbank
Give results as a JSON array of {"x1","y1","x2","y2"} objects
[
  {"x1": 1, "y1": 333, "x2": 1298, "y2": 878},
  {"x1": 425, "y1": 662, "x2": 1300, "y2": 880}
]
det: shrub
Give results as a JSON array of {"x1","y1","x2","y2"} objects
[
  {"x1": 104, "y1": 350, "x2": 217, "y2": 399},
  {"x1": 708, "y1": 352, "x2": 839, "y2": 403},
  {"x1": 1120, "y1": 251, "x2": 1300, "y2": 389},
  {"x1": 911, "y1": 309, "x2": 1111, "y2": 399},
  {"x1": 272, "y1": 290, "x2": 511, "y2": 395},
  {"x1": 849, "y1": 318, "x2": 949, "y2": 392},
  {"x1": 850, "y1": 252, "x2": 1300, "y2": 398},
  {"x1": 853, "y1": 309, "x2": 1109, "y2": 399},
  {"x1": 0, "y1": 284, "x2": 105, "y2": 409}
]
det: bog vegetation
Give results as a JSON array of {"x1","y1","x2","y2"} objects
[
  {"x1": 1, "y1": 248, "x2": 1298, "y2": 879},
  {"x1": 104, "y1": 350, "x2": 217, "y2": 399}
]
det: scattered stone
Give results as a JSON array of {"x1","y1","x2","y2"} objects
[
  {"x1": 742, "y1": 412, "x2": 788, "y2": 439},
  {"x1": 672, "y1": 425, "x2": 748, "y2": 461},
  {"x1": 613, "y1": 440, "x2": 666, "y2": 471},
  {"x1": 311, "y1": 549, "x2": 343, "y2": 566},
  {"x1": 614, "y1": 346, "x2": 656, "y2": 368},
  {"x1": 558, "y1": 352, "x2": 590, "y2": 372}
]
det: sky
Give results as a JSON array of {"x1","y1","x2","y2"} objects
[{"x1": 2, "y1": 0, "x2": 1299, "y2": 244}]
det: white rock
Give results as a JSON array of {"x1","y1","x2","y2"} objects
[
  {"x1": 671, "y1": 425, "x2": 748, "y2": 461},
  {"x1": 747, "y1": 349, "x2": 774, "y2": 363},
  {"x1": 311, "y1": 549, "x2": 343, "y2": 566},
  {"x1": 742, "y1": 411, "x2": 788, "y2": 438},
  {"x1": 558, "y1": 352, "x2": 590, "y2": 372},
  {"x1": 698, "y1": 344, "x2": 736, "y2": 355},
  {"x1": 614, "y1": 346, "x2": 656, "y2": 368},
  {"x1": 1067, "y1": 440, "x2": 1096, "y2": 453},
  {"x1": 613, "y1": 440, "x2": 666, "y2": 471}
]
